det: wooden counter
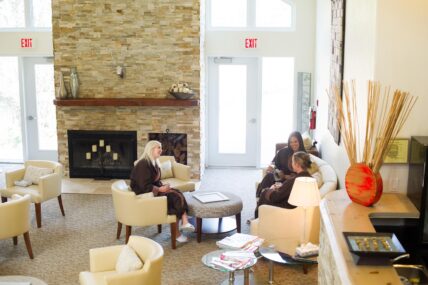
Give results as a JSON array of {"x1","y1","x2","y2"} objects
[{"x1": 319, "y1": 190, "x2": 419, "y2": 285}]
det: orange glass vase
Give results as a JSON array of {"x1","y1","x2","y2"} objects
[{"x1": 345, "y1": 163, "x2": 383, "y2": 207}]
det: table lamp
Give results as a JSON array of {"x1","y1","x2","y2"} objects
[{"x1": 288, "y1": 177, "x2": 321, "y2": 245}]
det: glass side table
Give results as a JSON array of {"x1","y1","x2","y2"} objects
[
  {"x1": 202, "y1": 249, "x2": 258, "y2": 285},
  {"x1": 259, "y1": 246, "x2": 318, "y2": 284}
]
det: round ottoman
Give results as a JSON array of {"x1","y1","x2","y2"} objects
[{"x1": 184, "y1": 191, "x2": 243, "y2": 242}]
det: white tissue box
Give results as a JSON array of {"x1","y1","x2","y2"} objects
[{"x1": 296, "y1": 242, "x2": 319, "y2": 257}]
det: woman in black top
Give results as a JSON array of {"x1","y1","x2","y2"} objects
[
  {"x1": 256, "y1": 131, "x2": 306, "y2": 197},
  {"x1": 255, "y1": 151, "x2": 313, "y2": 218}
]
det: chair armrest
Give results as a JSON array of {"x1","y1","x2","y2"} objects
[
  {"x1": 38, "y1": 173, "x2": 62, "y2": 200},
  {"x1": 172, "y1": 162, "x2": 191, "y2": 181},
  {"x1": 5, "y1": 168, "x2": 25, "y2": 188},
  {"x1": 89, "y1": 245, "x2": 124, "y2": 272}
]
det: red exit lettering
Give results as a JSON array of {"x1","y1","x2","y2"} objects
[
  {"x1": 245, "y1": 38, "x2": 257, "y2": 49},
  {"x1": 20, "y1": 38, "x2": 33, "y2": 48}
]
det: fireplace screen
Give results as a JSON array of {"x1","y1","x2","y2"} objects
[
  {"x1": 148, "y1": 132, "x2": 187, "y2": 164},
  {"x1": 68, "y1": 130, "x2": 137, "y2": 179}
]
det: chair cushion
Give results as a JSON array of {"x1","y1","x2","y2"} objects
[
  {"x1": 23, "y1": 165, "x2": 53, "y2": 185},
  {"x1": 115, "y1": 245, "x2": 143, "y2": 273},
  {"x1": 312, "y1": 171, "x2": 323, "y2": 189},
  {"x1": 160, "y1": 160, "x2": 173, "y2": 179}
]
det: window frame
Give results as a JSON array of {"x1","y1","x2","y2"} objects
[{"x1": 206, "y1": 0, "x2": 296, "y2": 32}]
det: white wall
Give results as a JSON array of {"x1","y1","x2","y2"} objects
[
  {"x1": 315, "y1": 0, "x2": 428, "y2": 192},
  {"x1": 0, "y1": 32, "x2": 53, "y2": 56},
  {"x1": 374, "y1": 0, "x2": 428, "y2": 193}
]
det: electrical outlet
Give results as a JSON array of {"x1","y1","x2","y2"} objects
[{"x1": 390, "y1": 178, "x2": 399, "y2": 193}]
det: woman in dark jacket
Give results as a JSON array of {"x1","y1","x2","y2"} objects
[
  {"x1": 256, "y1": 131, "x2": 306, "y2": 197},
  {"x1": 255, "y1": 151, "x2": 312, "y2": 218},
  {"x1": 130, "y1": 140, "x2": 194, "y2": 243}
]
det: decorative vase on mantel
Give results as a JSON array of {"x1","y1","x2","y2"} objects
[
  {"x1": 70, "y1": 67, "x2": 79, "y2": 99},
  {"x1": 57, "y1": 71, "x2": 68, "y2": 99},
  {"x1": 345, "y1": 163, "x2": 383, "y2": 207}
]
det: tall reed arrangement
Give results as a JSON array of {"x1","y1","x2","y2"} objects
[{"x1": 331, "y1": 80, "x2": 417, "y2": 173}]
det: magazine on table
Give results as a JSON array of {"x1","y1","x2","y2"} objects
[
  {"x1": 192, "y1": 192, "x2": 229, "y2": 203},
  {"x1": 216, "y1": 233, "x2": 263, "y2": 251}
]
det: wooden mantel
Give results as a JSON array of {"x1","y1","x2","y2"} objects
[{"x1": 53, "y1": 98, "x2": 199, "y2": 107}]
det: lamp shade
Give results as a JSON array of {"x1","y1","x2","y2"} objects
[{"x1": 289, "y1": 177, "x2": 321, "y2": 207}]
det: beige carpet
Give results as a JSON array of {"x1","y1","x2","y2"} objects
[{"x1": 0, "y1": 168, "x2": 318, "y2": 285}]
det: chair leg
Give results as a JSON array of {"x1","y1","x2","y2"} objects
[
  {"x1": 170, "y1": 222, "x2": 177, "y2": 250},
  {"x1": 35, "y1": 203, "x2": 42, "y2": 228},
  {"x1": 58, "y1": 195, "x2": 65, "y2": 216},
  {"x1": 196, "y1": 218, "x2": 202, "y2": 243},
  {"x1": 236, "y1": 212, "x2": 241, "y2": 233},
  {"x1": 116, "y1": 222, "x2": 122, "y2": 239},
  {"x1": 125, "y1": 225, "x2": 132, "y2": 244},
  {"x1": 1, "y1": 197, "x2": 7, "y2": 203},
  {"x1": 158, "y1": 224, "x2": 162, "y2": 233},
  {"x1": 23, "y1": 231, "x2": 34, "y2": 259},
  {"x1": 13, "y1": 236, "x2": 18, "y2": 245}
]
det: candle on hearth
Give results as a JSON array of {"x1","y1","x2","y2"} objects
[
  {"x1": 99, "y1": 139, "x2": 104, "y2": 147},
  {"x1": 106, "y1": 145, "x2": 111, "y2": 152},
  {"x1": 113, "y1": 153, "x2": 118, "y2": 160},
  {"x1": 86, "y1": 152, "x2": 91, "y2": 160},
  {"x1": 92, "y1": 145, "x2": 97, "y2": 152}
]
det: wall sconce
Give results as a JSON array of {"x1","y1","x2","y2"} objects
[{"x1": 116, "y1": 65, "x2": 125, "y2": 78}]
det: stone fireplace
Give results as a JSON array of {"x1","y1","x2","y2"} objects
[
  {"x1": 68, "y1": 130, "x2": 137, "y2": 179},
  {"x1": 52, "y1": 0, "x2": 204, "y2": 179}
]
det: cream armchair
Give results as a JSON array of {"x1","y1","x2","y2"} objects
[
  {"x1": 79, "y1": 235, "x2": 164, "y2": 285},
  {"x1": 111, "y1": 180, "x2": 177, "y2": 249},
  {"x1": 0, "y1": 160, "x2": 65, "y2": 228},
  {"x1": 158, "y1": 156, "x2": 196, "y2": 192},
  {"x1": 0, "y1": 194, "x2": 34, "y2": 259},
  {"x1": 251, "y1": 154, "x2": 337, "y2": 247}
]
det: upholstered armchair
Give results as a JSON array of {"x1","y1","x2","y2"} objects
[
  {"x1": 0, "y1": 194, "x2": 34, "y2": 259},
  {"x1": 251, "y1": 154, "x2": 337, "y2": 247},
  {"x1": 158, "y1": 156, "x2": 196, "y2": 192},
  {"x1": 0, "y1": 160, "x2": 65, "y2": 228},
  {"x1": 79, "y1": 236, "x2": 164, "y2": 285},
  {"x1": 111, "y1": 180, "x2": 177, "y2": 249}
]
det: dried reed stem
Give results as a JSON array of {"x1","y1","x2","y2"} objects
[{"x1": 330, "y1": 80, "x2": 417, "y2": 174}]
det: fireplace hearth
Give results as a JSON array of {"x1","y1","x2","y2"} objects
[{"x1": 68, "y1": 130, "x2": 137, "y2": 179}]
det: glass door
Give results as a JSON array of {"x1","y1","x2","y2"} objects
[
  {"x1": 207, "y1": 57, "x2": 258, "y2": 167},
  {"x1": 23, "y1": 57, "x2": 58, "y2": 161},
  {"x1": 0, "y1": 57, "x2": 24, "y2": 162}
]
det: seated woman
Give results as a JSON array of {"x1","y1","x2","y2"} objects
[
  {"x1": 255, "y1": 151, "x2": 312, "y2": 218},
  {"x1": 256, "y1": 131, "x2": 306, "y2": 197},
  {"x1": 130, "y1": 140, "x2": 195, "y2": 243}
]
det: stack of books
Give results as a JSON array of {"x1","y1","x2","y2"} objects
[
  {"x1": 216, "y1": 233, "x2": 264, "y2": 252},
  {"x1": 210, "y1": 251, "x2": 256, "y2": 271}
]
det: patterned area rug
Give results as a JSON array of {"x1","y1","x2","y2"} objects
[{"x1": 0, "y1": 168, "x2": 318, "y2": 285}]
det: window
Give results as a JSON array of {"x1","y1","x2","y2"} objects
[
  {"x1": 0, "y1": 1, "x2": 25, "y2": 28},
  {"x1": 211, "y1": 0, "x2": 247, "y2": 28},
  {"x1": 256, "y1": 0, "x2": 292, "y2": 28},
  {"x1": 0, "y1": 0, "x2": 52, "y2": 29},
  {"x1": 208, "y1": 0, "x2": 294, "y2": 30},
  {"x1": 0, "y1": 57, "x2": 24, "y2": 161}
]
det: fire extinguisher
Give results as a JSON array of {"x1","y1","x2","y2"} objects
[{"x1": 309, "y1": 101, "x2": 317, "y2": 130}]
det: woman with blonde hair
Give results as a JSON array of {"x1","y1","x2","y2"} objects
[{"x1": 130, "y1": 140, "x2": 194, "y2": 243}]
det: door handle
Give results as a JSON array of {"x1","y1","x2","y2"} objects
[
  {"x1": 249, "y1": 118, "x2": 256, "y2": 123},
  {"x1": 27, "y1": 115, "x2": 37, "y2": 121}
]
